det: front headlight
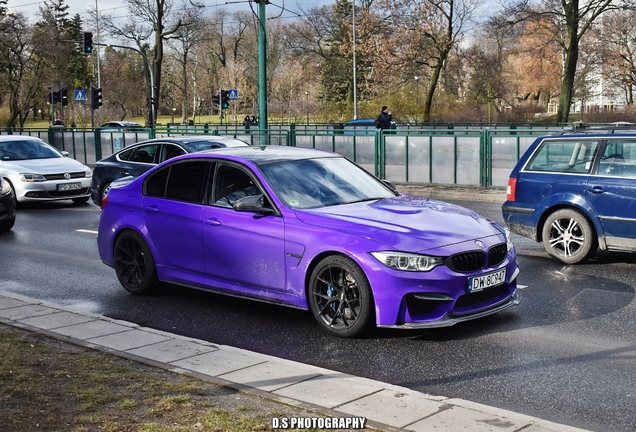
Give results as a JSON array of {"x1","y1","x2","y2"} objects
[
  {"x1": 0, "y1": 178, "x2": 10, "y2": 194},
  {"x1": 505, "y1": 227, "x2": 513, "y2": 251},
  {"x1": 490, "y1": 221, "x2": 514, "y2": 252},
  {"x1": 371, "y1": 251, "x2": 444, "y2": 272},
  {"x1": 20, "y1": 173, "x2": 47, "y2": 182},
  {"x1": 85, "y1": 168, "x2": 93, "y2": 178}
]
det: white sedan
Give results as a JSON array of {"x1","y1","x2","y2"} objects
[{"x1": 0, "y1": 136, "x2": 92, "y2": 204}]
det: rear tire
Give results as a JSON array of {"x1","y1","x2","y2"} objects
[
  {"x1": 114, "y1": 230, "x2": 158, "y2": 295},
  {"x1": 542, "y1": 209, "x2": 597, "y2": 264}
]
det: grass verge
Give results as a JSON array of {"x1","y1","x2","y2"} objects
[{"x1": 0, "y1": 324, "x2": 364, "y2": 431}]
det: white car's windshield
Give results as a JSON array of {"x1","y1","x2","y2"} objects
[
  {"x1": 0, "y1": 140, "x2": 62, "y2": 161},
  {"x1": 261, "y1": 157, "x2": 396, "y2": 209}
]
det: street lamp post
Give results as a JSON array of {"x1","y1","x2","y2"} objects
[
  {"x1": 171, "y1": 107, "x2": 176, "y2": 124},
  {"x1": 305, "y1": 91, "x2": 309, "y2": 124}
]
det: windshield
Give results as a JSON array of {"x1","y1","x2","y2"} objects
[
  {"x1": 260, "y1": 157, "x2": 396, "y2": 209},
  {"x1": 0, "y1": 140, "x2": 62, "y2": 161}
]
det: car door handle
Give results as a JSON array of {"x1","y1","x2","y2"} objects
[
  {"x1": 144, "y1": 206, "x2": 159, "y2": 213},
  {"x1": 588, "y1": 186, "x2": 604, "y2": 194},
  {"x1": 120, "y1": 171, "x2": 130, "y2": 176},
  {"x1": 205, "y1": 218, "x2": 221, "y2": 226}
]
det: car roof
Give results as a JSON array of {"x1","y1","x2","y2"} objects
[
  {"x1": 344, "y1": 119, "x2": 376, "y2": 126},
  {"x1": 118, "y1": 135, "x2": 247, "y2": 149},
  {"x1": 149, "y1": 135, "x2": 246, "y2": 144},
  {"x1": 551, "y1": 125, "x2": 636, "y2": 136},
  {"x1": 102, "y1": 121, "x2": 143, "y2": 127},
  {"x1": 187, "y1": 145, "x2": 340, "y2": 165}
]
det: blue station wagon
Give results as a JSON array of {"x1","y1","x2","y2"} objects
[{"x1": 502, "y1": 125, "x2": 636, "y2": 264}]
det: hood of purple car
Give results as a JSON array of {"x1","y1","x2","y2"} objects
[{"x1": 294, "y1": 195, "x2": 502, "y2": 252}]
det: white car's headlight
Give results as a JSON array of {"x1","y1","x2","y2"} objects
[
  {"x1": 85, "y1": 168, "x2": 93, "y2": 178},
  {"x1": 20, "y1": 173, "x2": 47, "y2": 182},
  {"x1": 371, "y1": 251, "x2": 444, "y2": 272},
  {"x1": 0, "y1": 178, "x2": 10, "y2": 194}
]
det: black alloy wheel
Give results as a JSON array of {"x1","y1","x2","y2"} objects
[
  {"x1": 114, "y1": 230, "x2": 158, "y2": 295},
  {"x1": 308, "y1": 255, "x2": 374, "y2": 338}
]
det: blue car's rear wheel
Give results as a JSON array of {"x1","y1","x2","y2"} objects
[
  {"x1": 542, "y1": 208, "x2": 597, "y2": 264},
  {"x1": 114, "y1": 230, "x2": 158, "y2": 295},
  {"x1": 309, "y1": 255, "x2": 374, "y2": 338}
]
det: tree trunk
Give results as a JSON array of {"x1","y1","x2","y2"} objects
[
  {"x1": 423, "y1": 63, "x2": 443, "y2": 123},
  {"x1": 556, "y1": 3, "x2": 580, "y2": 124}
]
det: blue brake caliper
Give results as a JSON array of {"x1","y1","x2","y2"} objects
[{"x1": 327, "y1": 285, "x2": 336, "y2": 311}]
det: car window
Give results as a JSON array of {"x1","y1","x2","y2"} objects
[
  {"x1": 165, "y1": 161, "x2": 208, "y2": 202},
  {"x1": 526, "y1": 140, "x2": 599, "y2": 174},
  {"x1": 145, "y1": 166, "x2": 169, "y2": 197},
  {"x1": 129, "y1": 145, "x2": 158, "y2": 163},
  {"x1": 186, "y1": 141, "x2": 224, "y2": 152},
  {"x1": 598, "y1": 140, "x2": 636, "y2": 178},
  {"x1": 260, "y1": 157, "x2": 394, "y2": 209},
  {"x1": 0, "y1": 140, "x2": 61, "y2": 161},
  {"x1": 159, "y1": 144, "x2": 186, "y2": 162},
  {"x1": 144, "y1": 160, "x2": 209, "y2": 203},
  {"x1": 212, "y1": 164, "x2": 262, "y2": 208}
]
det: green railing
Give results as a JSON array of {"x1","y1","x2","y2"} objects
[{"x1": 2, "y1": 122, "x2": 591, "y2": 187}]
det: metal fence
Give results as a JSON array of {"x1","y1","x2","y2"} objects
[{"x1": 1, "y1": 123, "x2": 578, "y2": 188}]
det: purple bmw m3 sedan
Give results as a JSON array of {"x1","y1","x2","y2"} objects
[{"x1": 97, "y1": 146, "x2": 520, "y2": 337}]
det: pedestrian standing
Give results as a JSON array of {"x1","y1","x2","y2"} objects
[{"x1": 375, "y1": 106, "x2": 393, "y2": 130}]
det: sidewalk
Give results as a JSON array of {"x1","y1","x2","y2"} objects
[
  {"x1": 0, "y1": 290, "x2": 588, "y2": 432},
  {"x1": 395, "y1": 184, "x2": 507, "y2": 203}
]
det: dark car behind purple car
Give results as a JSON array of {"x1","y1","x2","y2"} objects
[
  {"x1": 97, "y1": 146, "x2": 520, "y2": 337},
  {"x1": 91, "y1": 135, "x2": 248, "y2": 206}
]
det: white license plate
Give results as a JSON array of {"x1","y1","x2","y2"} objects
[
  {"x1": 468, "y1": 269, "x2": 506, "y2": 293},
  {"x1": 57, "y1": 182, "x2": 81, "y2": 191}
]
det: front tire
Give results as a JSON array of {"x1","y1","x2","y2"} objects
[
  {"x1": 0, "y1": 216, "x2": 15, "y2": 232},
  {"x1": 542, "y1": 209, "x2": 597, "y2": 264},
  {"x1": 308, "y1": 255, "x2": 375, "y2": 338},
  {"x1": 114, "y1": 230, "x2": 158, "y2": 295}
]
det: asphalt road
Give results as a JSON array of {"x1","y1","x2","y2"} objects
[{"x1": 1, "y1": 198, "x2": 635, "y2": 432}]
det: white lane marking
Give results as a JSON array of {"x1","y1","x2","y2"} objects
[{"x1": 76, "y1": 229, "x2": 98, "y2": 234}]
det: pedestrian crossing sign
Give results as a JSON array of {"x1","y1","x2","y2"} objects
[
  {"x1": 74, "y1": 90, "x2": 86, "y2": 103},
  {"x1": 228, "y1": 89, "x2": 238, "y2": 100}
]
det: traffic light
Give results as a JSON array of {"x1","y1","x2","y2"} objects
[
  {"x1": 212, "y1": 94, "x2": 220, "y2": 107},
  {"x1": 48, "y1": 90, "x2": 60, "y2": 105},
  {"x1": 91, "y1": 87, "x2": 102, "y2": 110},
  {"x1": 221, "y1": 90, "x2": 230, "y2": 109},
  {"x1": 61, "y1": 88, "x2": 68, "y2": 106},
  {"x1": 82, "y1": 32, "x2": 93, "y2": 54}
]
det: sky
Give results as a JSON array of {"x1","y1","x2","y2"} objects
[{"x1": 7, "y1": 0, "x2": 334, "y2": 23}]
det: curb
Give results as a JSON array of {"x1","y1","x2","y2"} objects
[{"x1": 0, "y1": 290, "x2": 589, "y2": 432}]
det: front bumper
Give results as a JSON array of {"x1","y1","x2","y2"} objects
[
  {"x1": 379, "y1": 290, "x2": 521, "y2": 329},
  {"x1": 14, "y1": 179, "x2": 92, "y2": 202}
]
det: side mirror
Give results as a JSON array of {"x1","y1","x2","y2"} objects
[
  {"x1": 61, "y1": 151, "x2": 69, "y2": 157},
  {"x1": 233, "y1": 194, "x2": 275, "y2": 215}
]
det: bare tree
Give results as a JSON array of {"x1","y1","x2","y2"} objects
[
  {"x1": 166, "y1": 2, "x2": 206, "y2": 123},
  {"x1": 503, "y1": 0, "x2": 630, "y2": 123},
  {"x1": 598, "y1": 9, "x2": 636, "y2": 105},
  {"x1": 99, "y1": 0, "x2": 185, "y2": 126},
  {"x1": 377, "y1": 0, "x2": 481, "y2": 122},
  {"x1": 0, "y1": 12, "x2": 49, "y2": 127}
]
